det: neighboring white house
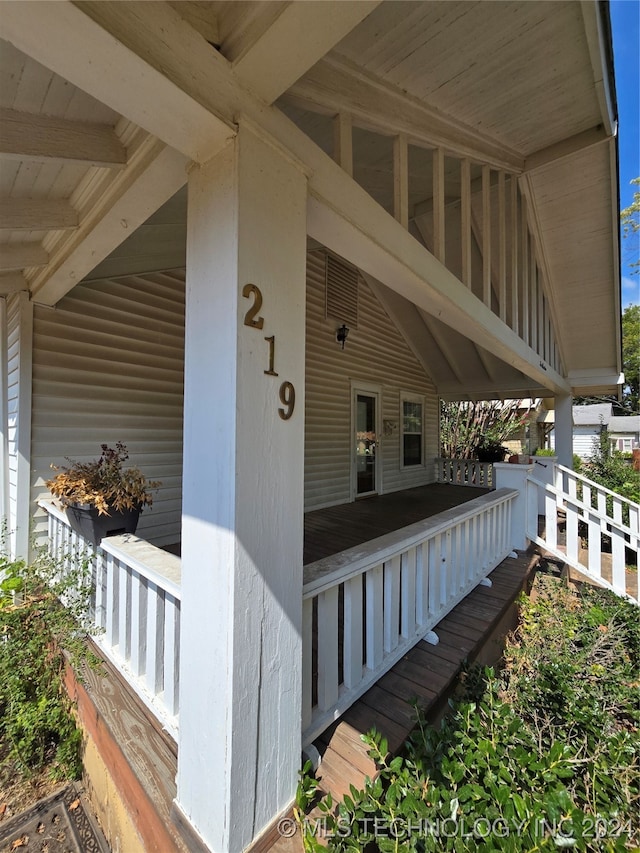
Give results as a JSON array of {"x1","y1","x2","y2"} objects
[
  {"x1": 609, "y1": 414, "x2": 640, "y2": 453},
  {"x1": 0, "y1": 3, "x2": 622, "y2": 852},
  {"x1": 549, "y1": 403, "x2": 640, "y2": 459}
]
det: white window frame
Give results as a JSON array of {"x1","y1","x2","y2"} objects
[{"x1": 400, "y1": 392, "x2": 425, "y2": 470}]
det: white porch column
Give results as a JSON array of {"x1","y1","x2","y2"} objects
[
  {"x1": 176, "y1": 125, "x2": 307, "y2": 852},
  {"x1": 494, "y1": 463, "x2": 536, "y2": 551},
  {"x1": 554, "y1": 393, "x2": 573, "y2": 469}
]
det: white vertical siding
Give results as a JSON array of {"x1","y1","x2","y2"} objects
[
  {"x1": 305, "y1": 251, "x2": 438, "y2": 511},
  {"x1": 31, "y1": 271, "x2": 185, "y2": 547}
]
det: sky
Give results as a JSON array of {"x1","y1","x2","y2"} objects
[{"x1": 610, "y1": 1, "x2": 640, "y2": 309}]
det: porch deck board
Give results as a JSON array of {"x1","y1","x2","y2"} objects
[
  {"x1": 303, "y1": 483, "x2": 489, "y2": 564},
  {"x1": 312, "y1": 551, "x2": 537, "y2": 804}
]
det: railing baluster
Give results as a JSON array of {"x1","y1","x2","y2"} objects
[
  {"x1": 611, "y1": 525, "x2": 626, "y2": 596},
  {"x1": 415, "y1": 542, "x2": 427, "y2": 627},
  {"x1": 401, "y1": 548, "x2": 417, "y2": 639},
  {"x1": 317, "y1": 587, "x2": 339, "y2": 710},
  {"x1": 301, "y1": 597, "x2": 314, "y2": 732},
  {"x1": 105, "y1": 553, "x2": 118, "y2": 648},
  {"x1": 145, "y1": 582, "x2": 163, "y2": 695},
  {"x1": 343, "y1": 575, "x2": 363, "y2": 690},
  {"x1": 365, "y1": 565, "x2": 384, "y2": 671},
  {"x1": 588, "y1": 510, "x2": 602, "y2": 579},
  {"x1": 383, "y1": 555, "x2": 401, "y2": 653},
  {"x1": 118, "y1": 559, "x2": 131, "y2": 662},
  {"x1": 129, "y1": 570, "x2": 146, "y2": 677},
  {"x1": 163, "y1": 595, "x2": 180, "y2": 717}
]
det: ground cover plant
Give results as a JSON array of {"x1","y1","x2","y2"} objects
[
  {"x1": 0, "y1": 541, "x2": 96, "y2": 818},
  {"x1": 296, "y1": 576, "x2": 639, "y2": 852}
]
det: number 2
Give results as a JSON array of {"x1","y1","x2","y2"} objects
[{"x1": 242, "y1": 283, "x2": 264, "y2": 329}]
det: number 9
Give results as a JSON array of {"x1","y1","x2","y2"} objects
[{"x1": 278, "y1": 382, "x2": 295, "y2": 420}]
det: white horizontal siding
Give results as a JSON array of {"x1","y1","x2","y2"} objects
[
  {"x1": 31, "y1": 271, "x2": 185, "y2": 547},
  {"x1": 6, "y1": 294, "x2": 21, "y2": 553},
  {"x1": 573, "y1": 427, "x2": 600, "y2": 460},
  {"x1": 305, "y1": 251, "x2": 437, "y2": 511}
]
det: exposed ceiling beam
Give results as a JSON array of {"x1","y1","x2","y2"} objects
[
  {"x1": 284, "y1": 56, "x2": 524, "y2": 173},
  {"x1": 0, "y1": 108, "x2": 127, "y2": 168},
  {"x1": 0, "y1": 273, "x2": 29, "y2": 295},
  {"x1": 0, "y1": 243, "x2": 48, "y2": 272},
  {"x1": 167, "y1": 1, "x2": 220, "y2": 45},
  {"x1": 524, "y1": 125, "x2": 609, "y2": 173},
  {"x1": 29, "y1": 140, "x2": 188, "y2": 306},
  {"x1": 232, "y1": 2, "x2": 381, "y2": 104},
  {"x1": 0, "y1": 198, "x2": 78, "y2": 232},
  {"x1": 0, "y1": 2, "x2": 234, "y2": 165},
  {"x1": 0, "y1": 0, "x2": 586, "y2": 393}
]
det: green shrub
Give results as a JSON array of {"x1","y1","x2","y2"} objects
[
  {"x1": 297, "y1": 579, "x2": 639, "y2": 852},
  {"x1": 0, "y1": 542, "x2": 96, "y2": 780},
  {"x1": 534, "y1": 448, "x2": 556, "y2": 457}
]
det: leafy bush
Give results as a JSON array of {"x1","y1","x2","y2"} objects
[
  {"x1": 534, "y1": 448, "x2": 556, "y2": 457},
  {"x1": 297, "y1": 578, "x2": 639, "y2": 852},
  {"x1": 0, "y1": 542, "x2": 96, "y2": 780},
  {"x1": 583, "y1": 430, "x2": 640, "y2": 507}
]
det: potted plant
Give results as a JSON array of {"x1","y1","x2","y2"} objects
[
  {"x1": 46, "y1": 442, "x2": 161, "y2": 546},
  {"x1": 475, "y1": 438, "x2": 508, "y2": 463}
]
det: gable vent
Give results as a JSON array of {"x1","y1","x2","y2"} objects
[{"x1": 325, "y1": 253, "x2": 359, "y2": 327}]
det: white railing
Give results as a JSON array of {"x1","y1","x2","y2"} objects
[
  {"x1": 40, "y1": 501, "x2": 181, "y2": 735},
  {"x1": 525, "y1": 466, "x2": 639, "y2": 604},
  {"x1": 301, "y1": 488, "x2": 517, "y2": 745},
  {"x1": 435, "y1": 458, "x2": 494, "y2": 489}
]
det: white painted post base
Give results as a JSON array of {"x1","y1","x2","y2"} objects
[
  {"x1": 176, "y1": 125, "x2": 307, "y2": 853},
  {"x1": 494, "y1": 463, "x2": 535, "y2": 552}
]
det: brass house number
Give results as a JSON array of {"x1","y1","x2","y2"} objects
[{"x1": 242, "y1": 283, "x2": 296, "y2": 421}]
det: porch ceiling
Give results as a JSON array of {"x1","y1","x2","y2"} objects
[{"x1": 0, "y1": 0, "x2": 620, "y2": 398}]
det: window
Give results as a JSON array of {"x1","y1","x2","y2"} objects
[{"x1": 401, "y1": 395, "x2": 424, "y2": 467}]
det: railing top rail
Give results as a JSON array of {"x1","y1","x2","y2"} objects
[
  {"x1": 557, "y1": 463, "x2": 640, "y2": 511},
  {"x1": 526, "y1": 475, "x2": 640, "y2": 540},
  {"x1": 39, "y1": 500, "x2": 182, "y2": 600},
  {"x1": 303, "y1": 487, "x2": 517, "y2": 598}
]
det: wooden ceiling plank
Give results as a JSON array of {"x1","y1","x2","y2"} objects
[
  {"x1": 0, "y1": 198, "x2": 78, "y2": 231},
  {"x1": 232, "y1": 1, "x2": 382, "y2": 104},
  {"x1": 0, "y1": 242, "x2": 48, "y2": 271},
  {"x1": 0, "y1": 1, "x2": 234, "y2": 164},
  {"x1": 0, "y1": 108, "x2": 126, "y2": 168}
]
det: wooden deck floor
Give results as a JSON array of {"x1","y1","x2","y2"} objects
[{"x1": 304, "y1": 484, "x2": 488, "y2": 564}]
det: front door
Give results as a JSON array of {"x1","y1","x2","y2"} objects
[{"x1": 354, "y1": 389, "x2": 380, "y2": 497}]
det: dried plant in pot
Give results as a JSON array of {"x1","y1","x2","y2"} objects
[{"x1": 46, "y1": 442, "x2": 161, "y2": 546}]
